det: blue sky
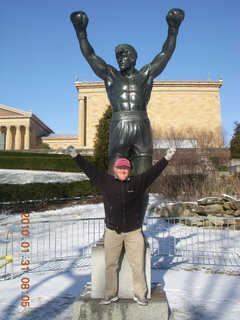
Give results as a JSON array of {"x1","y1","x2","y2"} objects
[{"x1": 1, "y1": 0, "x2": 239, "y2": 145}]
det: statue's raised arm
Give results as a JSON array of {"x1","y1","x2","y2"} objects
[
  {"x1": 142, "y1": 8, "x2": 185, "y2": 78},
  {"x1": 70, "y1": 11, "x2": 112, "y2": 80}
]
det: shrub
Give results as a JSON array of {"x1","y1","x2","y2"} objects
[
  {"x1": 151, "y1": 170, "x2": 240, "y2": 202},
  {"x1": 0, "y1": 151, "x2": 94, "y2": 172},
  {"x1": 151, "y1": 148, "x2": 238, "y2": 201},
  {"x1": 36, "y1": 143, "x2": 50, "y2": 149},
  {"x1": 230, "y1": 121, "x2": 240, "y2": 158},
  {"x1": 93, "y1": 105, "x2": 112, "y2": 172},
  {"x1": 0, "y1": 180, "x2": 101, "y2": 202}
]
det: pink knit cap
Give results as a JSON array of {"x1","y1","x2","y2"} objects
[{"x1": 114, "y1": 158, "x2": 131, "y2": 168}]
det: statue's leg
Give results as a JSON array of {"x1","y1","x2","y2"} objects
[
  {"x1": 131, "y1": 156, "x2": 152, "y2": 175},
  {"x1": 131, "y1": 156, "x2": 152, "y2": 225},
  {"x1": 129, "y1": 116, "x2": 153, "y2": 224},
  {"x1": 108, "y1": 120, "x2": 131, "y2": 175},
  {"x1": 108, "y1": 154, "x2": 120, "y2": 175}
]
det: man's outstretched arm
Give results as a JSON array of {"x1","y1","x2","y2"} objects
[
  {"x1": 141, "y1": 8, "x2": 185, "y2": 78},
  {"x1": 66, "y1": 145, "x2": 107, "y2": 190},
  {"x1": 70, "y1": 11, "x2": 112, "y2": 80},
  {"x1": 139, "y1": 147, "x2": 176, "y2": 190}
]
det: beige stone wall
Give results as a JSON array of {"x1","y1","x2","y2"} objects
[
  {"x1": 76, "y1": 82, "x2": 109, "y2": 148},
  {"x1": 75, "y1": 80, "x2": 223, "y2": 148},
  {"x1": 41, "y1": 137, "x2": 79, "y2": 150},
  {"x1": 149, "y1": 81, "x2": 222, "y2": 135}
]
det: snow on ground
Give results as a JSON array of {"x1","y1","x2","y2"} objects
[
  {"x1": 0, "y1": 170, "x2": 240, "y2": 319},
  {"x1": 0, "y1": 169, "x2": 87, "y2": 184},
  {"x1": 1, "y1": 201, "x2": 239, "y2": 320},
  {"x1": 152, "y1": 269, "x2": 240, "y2": 320},
  {"x1": 0, "y1": 202, "x2": 105, "y2": 226},
  {"x1": 0, "y1": 266, "x2": 239, "y2": 320}
]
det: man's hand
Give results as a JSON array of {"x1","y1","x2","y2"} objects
[
  {"x1": 166, "y1": 8, "x2": 185, "y2": 29},
  {"x1": 66, "y1": 145, "x2": 78, "y2": 158},
  {"x1": 70, "y1": 11, "x2": 89, "y2": 33},
  {"x1": 165, "y1": 147, "x2": 176, "y2": 161}
]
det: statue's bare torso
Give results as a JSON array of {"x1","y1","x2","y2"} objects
[{"x1": 105, "y1": 68, "x2": 153, "y2": 112}]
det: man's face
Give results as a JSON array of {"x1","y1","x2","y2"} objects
[
  {"x1": 114, "y1": 165, "x2": 131, "y2": 181},
  {"x1": 116, "y1": 51, "x2": 133, "y2": 71}
]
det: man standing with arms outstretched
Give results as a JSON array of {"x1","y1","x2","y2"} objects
[
  {"x1": 70, "y1": 9, "x2": 184, "y2": 175},
  {"x1": 67, "y1": 145, "x2": 176, "y2": 305}
]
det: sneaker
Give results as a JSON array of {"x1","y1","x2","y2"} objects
[
  {"x1": 133, "y1": 295, "x2": 148, "y2": 306},
  {"x1": 99, "y1": 295, "x2": 119, "y2": 305}
]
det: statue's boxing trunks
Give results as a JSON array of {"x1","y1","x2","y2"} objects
[{"x1": 109, "y1": 111, "x2": 153, "y2": 160}]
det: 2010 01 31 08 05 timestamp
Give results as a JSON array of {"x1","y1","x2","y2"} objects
[{"x1": 20, "y1": 212, "x2": 31, "y2": 307}]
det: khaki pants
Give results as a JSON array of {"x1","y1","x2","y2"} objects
[{"x1": 104, "y1": 228, "x2": 147, "y2": 297}]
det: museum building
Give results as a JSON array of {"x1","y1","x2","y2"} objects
[
  {"x1": 0, "y1": 104, "x2": 53, "y2": 150},
  {"x1": 0, "y1": 80, "x2": 223, "y2": 151}
]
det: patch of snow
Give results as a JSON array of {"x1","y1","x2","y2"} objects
[{"x1": 0, "y1": 169, "x2": 88, "y2": 184}]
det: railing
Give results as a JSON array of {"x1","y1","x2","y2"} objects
[
  {"x1": 7, "y1": 218, "x2": 105, "y2": 278},
  {"x1": 145, "y1": 217, "x2": 240, "y2": 268},
  {"x1": 2, "y1": 216, "x2": 240, "y2": 279}
]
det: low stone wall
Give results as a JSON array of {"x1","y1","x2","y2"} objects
[
  {"x1": 227, "y1": 158, "x2": 240, "y2": 173},
  {"x1": 157, "y1": 195, "x2": 240, "y2": 229}
]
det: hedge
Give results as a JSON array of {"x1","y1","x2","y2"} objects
[
  {"x1": 0, "y1": 151, "x2": 61, "y2": 157},
  {"x1": 0, "y1": 151, "x2": 94, "y2": 172},
  {"x1": 0, "y1": 180, "x2": 101, "y2": 202}
]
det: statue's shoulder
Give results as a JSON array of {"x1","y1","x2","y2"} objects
[
  {"x1": 139, "y1": 63, "x2": 151, "y2": 76},
  {"x1": 107, "y1": 64, "x2": 118, "y2": 75},
  {"x1": 104, "y1": 65, "x2": 119, "y2": 86}
]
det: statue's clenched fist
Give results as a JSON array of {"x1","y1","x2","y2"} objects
[
  {"x1": 70, "y1": 11, "x2": 89, "y2": 33},
  {"x1": 166, "y1": 8, "x2": 185, "y2": 29}
]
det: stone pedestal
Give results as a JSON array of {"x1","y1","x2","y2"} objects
[
  {"x1": 91, "y1": 238, "x2": 151, "y2": 299},
  {"x1": 73, "y1": 282, "x2": 169, "y2": 320}
]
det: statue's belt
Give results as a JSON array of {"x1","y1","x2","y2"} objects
[{"x1": 112, "y1": 111, "x2": 149, "y2": 121}]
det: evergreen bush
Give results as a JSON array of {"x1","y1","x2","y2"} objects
[
  {"x1": 93, "y1": 105, "x2": 112, "y2": 172},
  {"x1": 230, "y1": 121, "x2": 240, "y2": 158},
  {"x1": 36, "y1": 143, "x2": 51, "y2": 149}
]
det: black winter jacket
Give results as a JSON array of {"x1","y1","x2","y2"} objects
[{"x1": 74, "y1": 155, "x2": 168, "y2": 232}]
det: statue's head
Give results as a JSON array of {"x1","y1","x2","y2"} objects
[{"x1": 115, "y1": 44, "x2": 138, "y2": 70}]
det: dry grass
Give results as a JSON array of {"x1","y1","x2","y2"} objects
[
  {"x1": 151, "y1": 148, "x2": 239, "y2": 202},
  {"x1": 151, "y1": 172, "x2": 240, "y2": 202}
]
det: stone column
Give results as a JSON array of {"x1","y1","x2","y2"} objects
[
  {"x1": 5, "y1": 125, "x2": 12, "y2": 150},
  {"x1": 15, "y1": 125, "x2": 22, "y2": 150},
  {"x1": 24, "y1": 125, "x2": 30, "y2": 150},
  {"x1": 78, "y1": 97, "x2": 86, "y2": 146}
]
